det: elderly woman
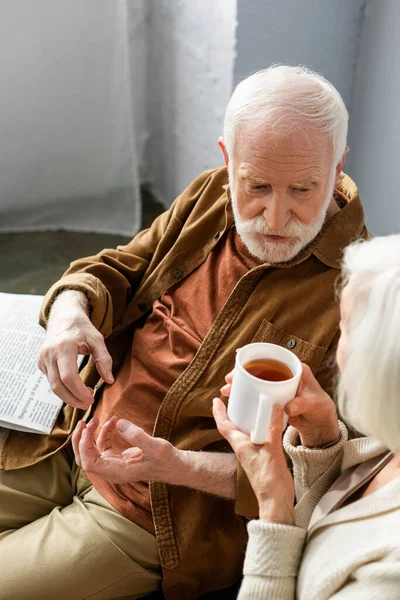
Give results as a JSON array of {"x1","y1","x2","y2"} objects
[{"x1": 213, "y1": 234, "x2": 400, "y2": 600}]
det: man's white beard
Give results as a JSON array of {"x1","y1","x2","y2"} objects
[{"x1": 230, "y1": 172, "x2": 336, "y2": 264}]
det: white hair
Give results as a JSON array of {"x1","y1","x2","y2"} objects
[
  {"x1": 223, "y1": 65, "x2": 348, "y2": 167},
  {"x1": 337, "y1": 235, "x2": 400, "y2": 452}
]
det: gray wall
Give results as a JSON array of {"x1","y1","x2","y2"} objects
[
  {"x1": 146, "y1": 0, "x2": 237, "y2": 207},
  {"x1": 0, "y1": 0, "x2": 133, "y2": 205},
  {"x1": 346, "y1": 0, "x2": 400, "y2": 235},
  {"x1": 234, "y1": 0, "x2": 366, "y2": 109},
  {"x1": 0, "y1": 0, "x2": 142, "y2": 235}
]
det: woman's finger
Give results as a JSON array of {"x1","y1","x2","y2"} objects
[
  {"x1": 285, "y1": 396, "x2": 305, "y2": 417},
  {"x1": 300, "y1": 362, "x2": 323, "y2": 391},
  {"x1": 220, "y1": 383, "x2": 231, "y2": 397},
  {"x1": 213, "y1": 397, "x2": 240, "y2": 443},
  {"x1": 224, "y1": 370, "x2": 234, "y2": 384},
  {"x1": 267, "y1": 404, "x2": 285, "y2": 448},
  {"x1": 212, "y1": 397, "x2": 230, "y2": 434}
]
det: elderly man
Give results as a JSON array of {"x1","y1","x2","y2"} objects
[{"x1": 0, "y1": 66, "x2": 367, "y2": 600}]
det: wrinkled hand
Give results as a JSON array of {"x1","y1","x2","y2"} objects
[
  {"x1": 221, "y1": 363, "x2": 339, "y2": 448},
  {"x1": 72, "y1": 416, "x2": 180, "y2": 484},
  {"x1": 213, "y1": 398, "x2": 295, "y2": 525},
  {"x1": 38, "y1": 291, "x2": 114, "y2": 409}
]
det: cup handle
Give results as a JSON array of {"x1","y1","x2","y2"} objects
[{"x1": 250, "y1": 393, "x2": 271, "y2": 445}]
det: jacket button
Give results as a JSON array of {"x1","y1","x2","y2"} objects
[
  {"x1": 287, "y1": 338, "x2": 296, "y2": 349},
  {"x1": 138, "y1": 302, "x2": 147, "y2": 313},
  {"x1": 214, "y1": 231, "x2": 220, "y2": 239},
  {"x1": 173, "y1": 268, "x2": 183, "y2": 278}
]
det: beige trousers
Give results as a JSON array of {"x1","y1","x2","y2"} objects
[{"x1": 0, "y1": 440, "x2": 162, "y2": 600}]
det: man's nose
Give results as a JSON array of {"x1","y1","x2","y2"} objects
[{"x1": 263, "y1": 195, "x2": 290, "y2": 231}]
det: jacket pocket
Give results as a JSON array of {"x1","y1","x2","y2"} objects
[{"x1": 251, "y1": 319, "x2": 327, "y2": 372}]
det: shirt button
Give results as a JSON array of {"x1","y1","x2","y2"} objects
[
  {"x1": 138, "y1": 302, "x2": 147, "y2": 313},
  {"x1": 173, "y1": 268, "x2": 183, "y2": 278},
  {"x1": 287, "y1": 338, "x2": 297, "y2": 349},
  {"x1": 214, "y1": 231, "x2": 220, "y2": 239}
]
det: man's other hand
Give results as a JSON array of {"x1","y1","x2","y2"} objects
[
  {"x1": 38, "y1": 290, "x2": 114, "y2": 409},
  {"x1": 72, "y1": 416, "x2": 180, "y2": 484}
]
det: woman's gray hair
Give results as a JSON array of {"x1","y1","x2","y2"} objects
[
  {"x1": 337, "y1": 234, "x2": 400, "y2": 452},
  {"x1": 223, "y1": 65, "x2": 348, "y2": 166}
]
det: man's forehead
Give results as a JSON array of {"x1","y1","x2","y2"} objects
[
  {"x1": 234, "y1": 127, "x2": 331, "y2": 161},
  {"x1": 237, "y1": 167, "x2": 321, "y2": 185}
]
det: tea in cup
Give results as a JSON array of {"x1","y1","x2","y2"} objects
[{"x1": 228, "y1": 342, "x2": 302, "y2": 444}]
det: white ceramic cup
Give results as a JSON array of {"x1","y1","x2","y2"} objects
[{"x1": 227, "y1": 342, "x2": 302, "y2": 444}]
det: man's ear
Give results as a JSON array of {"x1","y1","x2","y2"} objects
[
  {"x1": 218, "y1": 137, "x2": 229, "y2": 169},
  {"x1": 335, "y1": 145, "x2": 349, "y2": 185}
]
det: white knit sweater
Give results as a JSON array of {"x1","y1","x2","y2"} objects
[{"x1": 239, "y1": 424, "x2": 400, "y2": 599}]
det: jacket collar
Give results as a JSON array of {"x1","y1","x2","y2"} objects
[
  {"x1": 221, "y1": 172, "x2": 367, "y2": 270},
  {"x1": 310, "y1": 173, "x2": 366, "y2": 269},
  {"x1": 307, "y1": 475, "x2": 400, "y2": 539}
]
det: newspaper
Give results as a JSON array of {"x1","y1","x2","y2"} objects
[{"x1": 0, "y1": 292, "x2": 63, "y2": 434}]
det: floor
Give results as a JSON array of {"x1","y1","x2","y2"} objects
[{"x1": 0, "y1": 189, "x2": 164, "y2": 295}]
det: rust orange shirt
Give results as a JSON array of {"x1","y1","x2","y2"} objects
[{"x1": 90, "y1": 227, "x2": 260, "y2": 532}]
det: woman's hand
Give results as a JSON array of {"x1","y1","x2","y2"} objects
[
  {"x1": 284, "y1": 364, "x2": 339, "y2": 447},
  {"x1": 213, "y1": 398, "x2": 295, "y2": 525},
  {"x1": 221, "y1": 363, "x2": 339, "y2": 448}
]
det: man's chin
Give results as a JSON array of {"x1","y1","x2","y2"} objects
[{"x1": 243, "y1": 234, "x2": 302, "y2": 263}]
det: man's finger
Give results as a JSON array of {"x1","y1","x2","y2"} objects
[
  {"x1": 71, "y1": 420, "x2": 86, "y2": 467},
  {"x1": 90, "y1": 337, "x2": 114, "y2": 384},
  {"x1": 79, "y1": 427, "x2": 101, "y2": 472},
  {"x1": 57, "y1": 352, "x2": 94, "y2": 404},
  {"x1": 87, "y1": 416, "x2": 99, "y2": 430},
  {"x1": 47, "y1": 363, "x2": 93, "y2": 409},
  {"x1": 116, "y1": 420, "x2": 153, "y2": 451},
  {"x1": 121, "y1": 447, "x2": 144, "y2": 461},
  {"x1": 96, "y1": 416, "x2": 118, "y2": 453}
]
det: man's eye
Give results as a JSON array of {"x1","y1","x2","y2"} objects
[
  {"x1": 293, "y1": 187, "x2": 311, "y2": 193},
  {"x1": 250, "y1": 184, "x2": 267, "y2": 191}
]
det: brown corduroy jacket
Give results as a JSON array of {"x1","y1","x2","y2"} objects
[{"x1": 0, "y1": 167, "x2": 368, "y2": 599}]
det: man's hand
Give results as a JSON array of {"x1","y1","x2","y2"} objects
[
  {"x1": 38, "y1": 290, "x2": 114, "y2": 409},
  {"x1": 72, "y1": 416, "x2": 238, "y2": 499},
  {"x1": 72, "y1": 416, "x2": 180, "y2": 484},
  {"x1": 213, "y1": 398, "x2": 295, "y2": 525},
  {"x1": 221, "y1": 363, "x2": 339, "y2": 448}
]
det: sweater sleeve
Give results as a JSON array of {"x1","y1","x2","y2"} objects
[
  {"x1": 283, "y1": 422, "x2": 348, "y2": 503},
  {"x1": 238, "y1": 520, "x2": 306, "y2": 600}
]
